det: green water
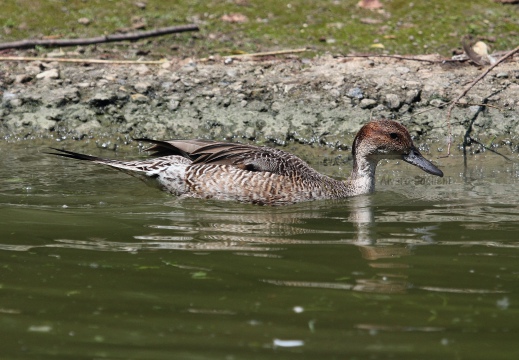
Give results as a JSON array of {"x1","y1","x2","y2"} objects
[{"x1": 1, "y1": 143, "x2": 519, "y2": 359}]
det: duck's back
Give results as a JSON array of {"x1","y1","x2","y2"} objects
[{"x1": 144, "y1": 140, "x2": 346, "y2": 205}]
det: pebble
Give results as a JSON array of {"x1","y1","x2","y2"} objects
[
  {"x1": 133, "y1": 64, "x2": 150, "y2": 75},
  {"x1": 359, "y1": 99, "x2": 377, "y2": 109},
  {"x1": 131, "y1": 93, "x2": 149, "y2": 103},
  {"x1": 36, "y1": 69, "x2": 60, "y2": 80},
  {"x1": 179, "y1": 63, "x2": 197, "y2": 73},
  {"x1": 496, "y1": 72, "x2": 509, "y2": 79},
  {"x1": 89, "y1": 92, "x2": 117, "y2": 106},
  {"x1": 134, "y1": 81, "x2": 152, "y2": 94},
  {"x1": 396, "y1": 66, "x2": 410, "y2": 74},
  {"x1": 346, "y1": 87, "x2": 364, "y2": 99},
  {"x1": 15, "y1": 74, "x2": 33, "y2": 84},
  {"x1": 385, "y1": 94, "x2": 401, "y2": 109},
  {"x1": 167, "y1": 99, "x2": 180, "y2": 111},
  {"x1": 405, "y1": 89, "x2": 421, "y2": 104},
  {"x1": 2, "y1": 92, "x2": 17, "y2": 102}
]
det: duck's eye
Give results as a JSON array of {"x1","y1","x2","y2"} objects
[{"x1": 389, "y1": 132, "x2": 399, "y2": 140}]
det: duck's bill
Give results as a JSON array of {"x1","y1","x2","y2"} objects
[{"x1": 402, "y1": 147, "x2": 444, "y2": 177}]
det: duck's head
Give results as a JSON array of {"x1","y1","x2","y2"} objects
[{"x1": 352, "y1": 120, "x2": 443, "y2": 177}]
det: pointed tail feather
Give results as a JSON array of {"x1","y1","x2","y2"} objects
[
  {"x1": 48, "y1": 148, "x2": 148, "y2": 174},
  {"x1": 48, "y1": 148, "x2": 106, "y2": 162}
]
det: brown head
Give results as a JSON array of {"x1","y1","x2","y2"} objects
[{"x1": 352, "y1": 120, "x2": 443, "y2": 177}]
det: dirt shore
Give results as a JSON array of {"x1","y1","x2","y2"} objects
[{"x1": 1, "y1": 54, "x2": 518, "y2": 154}]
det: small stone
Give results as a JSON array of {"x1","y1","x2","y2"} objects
[
  {"x1": 15, "y1": 74, "x2": 33, "y2": 83},
  {"x1": 359, "y1": 99, "x2": 377, "y2": 109},
  {"x1": 405, "y1": 89, "x2": 421, "y2": 104},
  {"x1": 36, "y1": 68, "x2": 59, "y2": 80},
  {"x1": 179, "y1": 63, "x2": 197, "y2": 73},
  {"x1": 161, "y1": 82, "x2": 173, "y2": 90},
  {"x1": 89, "y1": 92, "x2": 117, "y2": 107},
  {"x1": 468, "y1": 105, "x2": 481, "y2": 114},
  {"x1": 385, "y1": 94, "x2": 401, "y2": 109},
  {"x1": 2, "y1": 92, "x2": 17, "y2": 102},
  {"x1": 429, "y1": 99, "x2": 445, "y2": 107},
  {"x1": 496, "y1": 72, "x2": 509, "y2": 79},
  {"x1": 9, "y1": 98, "x2": 23, "y2": 107},
  {"x1": 131, "y1": 93, "x2": 149, "y2": 103},
  {"x1": 135, "y1": 1, "x2": 146, "y2": 9},
  {"x1": 329, "y1": 88, "x2": 341, "y2": 98},
  {"x1": 133, "y1": 64, "x2": 150, "y2": 75},
  {"x1": 134, "y1": 81, "x2": 152, "y2": 94},
  {"x1": 167, "y1": 100, "x2": 180, "y2": 111},
  {"x1": 346, "y1": 87, "x2": 364, "y2": 99},
  {"x1": 222, "y1": 98, "x2": 231, "y2": 107},
  {"x1": 25, "y1": 66, "x2": 42, "y2": 77}
]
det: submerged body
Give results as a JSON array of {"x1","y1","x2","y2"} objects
[{"x1": 52, "y1": 120, "x2": 443, "y2": 206}]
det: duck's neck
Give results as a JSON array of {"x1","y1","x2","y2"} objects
[{"x1": 347, "y1": 155, "x2": 379, "y2": 195}]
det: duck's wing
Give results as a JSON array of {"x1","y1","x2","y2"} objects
[{"x1": 137, "y1": 139, "x2": 318, "y2": 178}]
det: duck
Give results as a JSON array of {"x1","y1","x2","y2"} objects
[{"x1": 51, "y1": 119, "x2": 443, "y2": 206}]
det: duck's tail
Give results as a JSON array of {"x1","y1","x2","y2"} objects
[{"x1": 49, "y1": 148, "x2": 150, "y2": 174}]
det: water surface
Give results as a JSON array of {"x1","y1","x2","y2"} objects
[{"x1": 1, "y1": 142, "x2": 519, "y2": 359}]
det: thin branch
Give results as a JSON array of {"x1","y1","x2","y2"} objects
[
  {"x1": 444, "y1": 44, "x2": 519, "y2": 155},
  {"x1": 468, "y1": 137, "x2": 512, "y2": 162},
  {"x1": 201, "y1": 48, "x2": 308, "y2": 61},
  {"x1": 339, "y1": 54, "x2": 445, "y2": 63},
  {"x1": 0, "y1": 24, "x2": 199, "y2": 50},
  {"x1": 0, "y1": 56, "x2": 166, "y2": 65}
]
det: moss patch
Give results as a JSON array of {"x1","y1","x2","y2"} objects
[{"x1": 1, "y1": 0, "x2": 518, "y2": 58}]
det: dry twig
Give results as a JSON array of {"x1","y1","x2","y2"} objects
[
  {"x1": 0, "y1": 24, "x2": 199, "y2": 50},
  {"x1": 0, "y1": 56, "x2": 166, "y2": 65},
  {"x1": 443, "y1": 45, "x2": 519, "y2": 156},
  {"x1": 340, "y1": 54, "x2": 448, "y2": 63},
  {"x1": 201, "y1": 48, "x2": 308, "y2": 62}
]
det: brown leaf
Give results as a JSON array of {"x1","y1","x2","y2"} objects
[
  {"x1": 461, "y1": 35, "x2": 495, "y2": 66},
  {"x1": 360, "y1": 18, "x2": 382, "y2": 24},
  {"x1": 357, "y1": 0, "x2": 384, "y2": 10},
  {"x1": 221, "y1": 13, "x2": 249, "y2": 23}
]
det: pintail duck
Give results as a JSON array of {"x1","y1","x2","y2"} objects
[{"x1": 52, "y1": 120, "x2": 443, "y2": 206}]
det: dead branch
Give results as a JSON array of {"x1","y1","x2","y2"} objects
[
  {"x1": 443, "y1": 44, "x2": 519, "y2": 156},
  {"x1": 0, "y1": 56, "x2": 166, "y2": 65},
  {"x1": 339, "y1": 54, "x2": 447, "y2": 63},
  {"x1": 200, "y1": 48, "x2": 308, "y2": 62},
  {"x1": 0, "y1": 24, "x2": 199, "y2": 50}
]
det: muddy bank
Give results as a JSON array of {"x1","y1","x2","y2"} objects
[{"x1": 1, "y1": 55, "x2": 518, "y2": 153}]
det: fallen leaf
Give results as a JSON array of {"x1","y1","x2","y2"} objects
[
  {"x1": 370, "y1": 43, "x2": 385, "y2": 48},
  {"x1": 360, "y1": 18, "x2": 382, "y2": 24},
  {"x1": 462, "y1": 35, "x2": 496, "y2": 65},
  {"x1": 358, "y1": 0, "x2": 384, "y2": 10},
  {"x1": 77, "y1": 17, "x2": 91, "y2": 25},
  {"x1": 221, "y1": 13, "x2": 249, "y2": 23}
]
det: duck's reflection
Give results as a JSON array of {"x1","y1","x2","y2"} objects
[
  {"x1": 2, "y1": 195, "x2": 414, "y2": 294},
  {"x1": 142, "y1": 196, "x2": 413, "y2": 295}
]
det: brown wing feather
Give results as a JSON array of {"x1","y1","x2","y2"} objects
[
  {"x1": 137, "y1": 139, "x2": 319, "y2": 179},
  {"x1": 135, "y1": 139, "x2": 219, "y2": 158}
]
